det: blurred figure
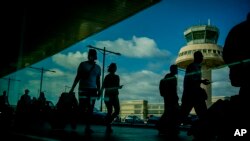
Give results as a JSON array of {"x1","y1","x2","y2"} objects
[
  {"x1": 102, "y1": 63, "x2": 123, "y2": 133},
  {"x1": 69, "y1": 49, "x2": 101, "y2": 134},
  {"x1": 216, "y1": 12, "x2": 250, "y2": 141},
  {"x1": 38, "y1": 92, "x2": 46, "y2": 110},
  {"x1": 36, "y1": 92, "x2": 47, "y2": 120},
  {"x1": 157, "y1": 64, "x2": 179, "y2": 136},
  {"x1": 15, "y1": 89, "x2": 32, "y2": 129},
  {"x1": 190, "y1": 13, "x2": 250, "y2": 141},
  {"x1": 17, "y1": 89, "x2": 32, "y2": 113},
  {"x1": 0, "y1": 90, "x2": 13, "y2": 132},
  {"x1": 54, "y1": 92, "x2": 78, "y2": 130},
  {"x1": 0, "y1": 90, "x2": 9, "y2": 109}
]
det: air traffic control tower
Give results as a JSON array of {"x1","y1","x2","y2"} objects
[{"x1": 175, "y1": 22, "x2": 224, "y2": 107}]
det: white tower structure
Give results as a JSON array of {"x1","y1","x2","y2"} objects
[{"x1": 175, "y1": 23, "x2": 224, "y2": 107}]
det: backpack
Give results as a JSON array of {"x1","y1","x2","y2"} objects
[{"x1": 159, "y1": 78, "x2": 167, "y2": 97}]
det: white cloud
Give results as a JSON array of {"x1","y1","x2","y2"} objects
[
  {"x1": 95, "y1": 36, "x2": 170, "y2": 58},
  {"x1": 52, "y1": 51, "x2": 88, "y2": 69},
  {"x1": 118, "y1": 70, "x2": 163, "y2": 102},
  {"x1": 52, "y1": 51, "x2": 102, "y2": 70}
]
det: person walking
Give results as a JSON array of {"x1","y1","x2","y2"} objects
[
  {"x1": 158, "y1": 64, "x2": 179, "y2": 136},
  {"x1": 179, "y1": 51, "x2": 210, "y2": 125},
  {"x1": 69, "y1": 49, "x2": 101, "y2": 134},
  {"x1": 102, "y1": 63, "x2": 123, "y2": 133}
]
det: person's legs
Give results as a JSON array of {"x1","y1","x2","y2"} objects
[
  {"x1": 78, "y1": 96, "x2": 88, "y2": 121},
  {"x1": 166, "y1": 103, "x2": 179, "y2": 134},
  {"x1": 111, "y1": 95, "x2": 120, "y2": 120},
  {"x1": 79, "y1": 91, "x2": 94, "y2": 133},
  {"x1": 188, "y1": 100, "x2": 209, "y2": 139},
  {"x1": 194, "y1": 100, "x2": 207, "y2": 120},
  {"x1": 84, "y1": 89, "x2": 97, "y2": 133},
  {"x1": 157, "y1": 97, "x2": 168, "y2": 133},
  {"x1": 179, "y1": 100, "x2": 193, "y2": 125},
  {"x1": 104, "y1": 96, "x2": 113, "y2": 129}
]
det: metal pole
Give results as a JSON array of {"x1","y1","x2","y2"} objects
[
  {"x1": 40, "y1": 68, "x2": 44, "y2": 94},
  {"x1": 7, "y1": 78, "x2": 10, "y2": 97},
  {"x1": 0, "y1": 77, "x2": 21, "y2": 97},
  {"x1": 100, "y1": 47, "x2": 106, "y2": 111},
  {"x1": 29, "y1": 66, "x2": 56, "y2": 94}
]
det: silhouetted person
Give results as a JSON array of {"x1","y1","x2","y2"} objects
[
  {"x1": 54, "y1": 92, "x2": 79, "y2": 130},
  {"x1": 158, "y1": 64, "x2": 179, "y2": 136},
  {"x1": 38, "y1": 92, "x2": 46, "y2": 111},
  {"x1": 0, "y1": 90, "x2": 13, "y2": 131},
  {"x1": 15, "y1": 89, "x2": 32, "y2": 129},
  {"x1": 32, "y1": 92, "x2": 47, "y2": 121},
  {"x1": 191, "y1": 13, "x2": 250, "y2": 141},
  {"x1": 102, "y1": 63, "x2": 123, "y2": 133},
  {"x1": 69, "y1": 49, "x2": 101, "y2": 134},
  {"x1": 17, "y1": 89, "x2": 32, "y2": 113},
  {"x1": 179, "y1": 51, "x2": 210, "y2": 125},
  {"x1": 0, "y1": 90, "x2": 9, "y2": 109}
]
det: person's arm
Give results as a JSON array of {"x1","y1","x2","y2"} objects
[
  {"x1": 69, "y1": 71, "x2": 81, "y2": 93},
  {"x1": 105, "y1": 85, "x2": 123, "y2": 90},
  {"x1": 201, "y1": 79, "x2": 210, "y2": 85},
  {"x1": 70, "y1": 74, "x2": 80, "y2": 93}
]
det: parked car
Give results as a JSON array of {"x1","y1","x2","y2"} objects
[
  {"x1": 146, "y1": 115, "x2": 160, "y2": 125},
  {"x1": 92, "y1": 107, "x2": 107, "y2": 125},
  {"x1": 182, "y1": 114, "x2": 198, "y2": 125},
  {"x1": 124, "y1": 115, "x2": 144, "y2": 124}
]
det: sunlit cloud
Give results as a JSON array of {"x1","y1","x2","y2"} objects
[
  {"x1": 52, "y1": 51, "x2": 88, "y2": 69},
  {"x1": 52, "y1": 51, "x2": 102, "y2": 70},
  {"x1": 95, "y1": 36, "x2": 171, "y2": 58},
  {"x1": 119, "y1": 70, "x2": 162, "y2": 102}
]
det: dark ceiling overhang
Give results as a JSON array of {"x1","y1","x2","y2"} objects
[{"x1": 1, "y1": 0, "x2": 160, "y2": 78}]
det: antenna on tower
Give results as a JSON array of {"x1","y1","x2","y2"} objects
[{"x1": 208, "y1": 19, "x2": 211, "y2": 25}]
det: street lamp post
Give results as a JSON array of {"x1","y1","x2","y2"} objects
[
  {"x1": 1, "y1": 77, "x2": 21, "y2": 97},
  {"x1": 87, "y1": 45, "x2": 121, "y2": 111},
  {"x1": 29, "y1": 66, "x2": 56, "y2": 94}
]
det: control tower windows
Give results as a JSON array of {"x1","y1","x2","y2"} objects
[
  {"x1": 193, "y1": 31, "x2": 205, "y2": 40},
  {"x1": 185, "y1": 33, "x2": 193, "y2": 43},
  {"x1": 206, "y1": 30, "x2": 218, "y2": 43}
]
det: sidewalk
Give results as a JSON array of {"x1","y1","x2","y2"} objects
[{"x1": 5, "y1": 122, "x2": 193, "y2": 141}]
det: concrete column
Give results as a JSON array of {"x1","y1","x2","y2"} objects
[{"x1": 201, "y1": 66, "x2": 212, "y2": 107}]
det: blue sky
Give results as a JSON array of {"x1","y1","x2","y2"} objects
[{"x1": 1, "y1": 0, "x2": 249, "y2": 107}]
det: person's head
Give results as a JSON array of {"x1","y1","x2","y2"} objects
[
  {"x1": 193, "y1": 51, "x2": 203, "y2": 64},
  {"x1": 25, "y1": 89, "x2": 30, "y2": 94},
  {"x1": 170, "y1": 64, "x2": 178, "y2": 75},
  {"x1": 88, "y1": 49, "x2": 97, "y2": 61},
  {"x1": 223, "y1": 13, "x2": 250, "y2": 87},
  {"x1": 108, "y1": 63, "x2": 117, "y2": 73},
  {"x1": 3, "y1": 90, "x2": 7, "y2": 96}
]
